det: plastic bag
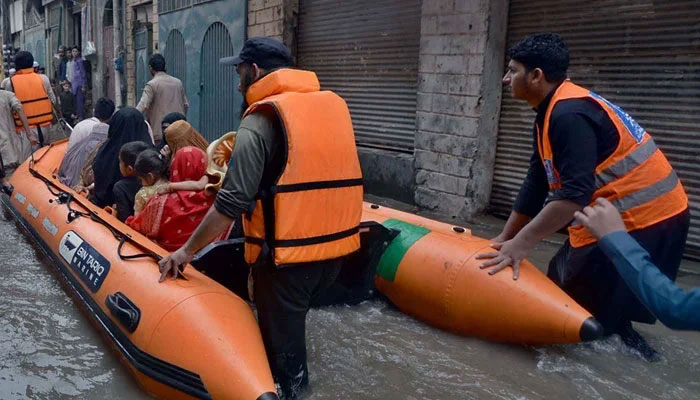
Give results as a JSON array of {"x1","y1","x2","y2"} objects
[{"x1": 83, "y1": 41, "x2": 97, "y2": 57}]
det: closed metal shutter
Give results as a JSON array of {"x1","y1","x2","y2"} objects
[
  {"x1": 296, "y1": 0, "x2": 421, "y2": 153},
  {"x1": 491, "y1": 0, "x2": 700, "y2": 258}
]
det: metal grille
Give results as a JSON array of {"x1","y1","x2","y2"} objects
[
  {"x1": 134, "y1": 26, "x2": 150, "y2": 101},
  {"x1": 199, "y1": 22, "x2": 237, "y2": 142},
  {"x1": 491, "y1": 0, "x2": 700, "y2": 258},
  {"x1": 103, "y1": 1, "x2": 113, "y2": 27},
  {"x1": 296, "y1": 0, "x2": 421, "y2": 153},
  {"x1": 49, "y1": 5, "x2": 61, "y2": 27},
  {"x1": 164, "y1": 29, "x2": 186, "y2": 84},
  {"x1": 34, "y1": 38, "x2": 44, "y2": 67},
  {"x1": 134, "y1": 28, "x2": 148, "y2": 50},
  {"x1": 136, "y1": 53, "x2": 147, "y2": 102},
  {"x1": 158, "y1": 0, "x2": 192, "y2": 15}
]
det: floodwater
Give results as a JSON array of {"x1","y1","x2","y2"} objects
[{"x1": 2, "y1": 200, "x2": 700, "y2": 400}]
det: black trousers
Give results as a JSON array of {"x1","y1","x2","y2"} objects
[
  {"x1": 548, "y1": 209, "x2": 690, "y2": 334},
  {"x1": 253, "y1": 255, "x2": 342, "y2": 399}
]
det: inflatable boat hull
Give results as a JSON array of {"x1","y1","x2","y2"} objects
[{"x1": 2, "y1": 141, "x2": 277, "y2": 400}]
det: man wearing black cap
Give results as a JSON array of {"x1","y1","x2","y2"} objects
[{"x1": 158, "y1": 37, "x2": 364, "y2": 399}]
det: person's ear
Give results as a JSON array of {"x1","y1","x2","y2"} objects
[
  {"x1": 126, "y1": 165, "x2": 135, "y2": 175},
  {"x1": 252, "y1": 63, "x2": 263, "y2": 80},
  {"x1": 530, "y1": 68, "x2": 545, "y2": 85}
]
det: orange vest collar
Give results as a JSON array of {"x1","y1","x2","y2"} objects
[
  {"x1": 245, "y1": 69, "x2": 320, "y2": 105},
  {"x1": 16, "y1": 68, "x2": 34, "y2": 75}
]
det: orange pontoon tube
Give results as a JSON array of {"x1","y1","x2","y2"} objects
[{"x1": 363, "y1": 204, "x2": 602, "y2": 344}]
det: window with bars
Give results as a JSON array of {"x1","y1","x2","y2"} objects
[{"x1": 158, "y1": 0, "x2": 217, "y2": 15}]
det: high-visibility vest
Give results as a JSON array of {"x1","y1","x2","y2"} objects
[
  {"x1": 538, "y1": 81, "x2": 688, "y2": 247},
  {"x1": 11, "y1": 68, "x2": 53, "y2": 130},
  {"x1": 241, "y1": 69, "x2": 363, "y2": 266}
]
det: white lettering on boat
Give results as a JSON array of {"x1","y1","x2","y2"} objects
[
  {"x1": 58, "y1": 231, "x2": 111, "y2": 293},
  {"x1": 14, "y1": 192, "x2": 26, "y2": 204}
]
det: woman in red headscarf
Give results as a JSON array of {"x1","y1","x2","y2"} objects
[{"x1": 126, "y1": 146, "x2": 221, "y2": 251}]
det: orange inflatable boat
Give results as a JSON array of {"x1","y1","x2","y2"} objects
[
  {"x1": 1, "y1": 141, "x2": 278, "y2": 400},
  {"x1": 2, "y1": 140, "x2": 602, "y2": 398}
]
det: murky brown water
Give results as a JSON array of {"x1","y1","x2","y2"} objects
[{"x1": 2, "y1": 203, "x2": 700, "y2": 400}]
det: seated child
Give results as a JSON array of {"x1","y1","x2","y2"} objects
[
  {"x1": 113, "y1": 141, "x2": 152, "y2": 222},
  {"x1": 132, "y1": 149, "x2": 170, "y2": 215},
  {"x1": 132, "y1": 148, "x2": 212, "y2": 216},
  {"x1": 58, "y1": 80, "x2": 77, "y2": 127}
]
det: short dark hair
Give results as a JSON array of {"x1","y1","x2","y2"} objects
[
  {"x1": 119, "y1": 141, "x2": 152, "y2": 168},
  {"x1": 508, "y1": 33, "x2": 569, "y2": 82},
  {"x1": 149, "y1": 54, "x2": 166, "y2": 72},
  {"x1": 134, "y1": 149, "x2": 169, "y2": 179},
  {"x1": 15, "y1": 51, "x2": 34, "y2": 69},
  {"x1": 94, "y1": 97, "x2": 115, "y2": 121},
  {"x1": 71, "y1": 46, "x2": 80, "y2": 53}
]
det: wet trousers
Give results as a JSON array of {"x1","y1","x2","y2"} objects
[
  {"x1": 548, "y1": 209, "x2": 690, "y2": 335},
  {"x1": 253, "y1": 256, "x2": 342, "y2": 399}
]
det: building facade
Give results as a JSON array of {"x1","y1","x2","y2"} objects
[{"x1": 7, "y1": 0, "x2": 700, "y2": 257}]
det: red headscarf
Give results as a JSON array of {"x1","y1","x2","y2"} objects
[{"x1": 127, "y1": 146, "x2": 214, "y2": 251}]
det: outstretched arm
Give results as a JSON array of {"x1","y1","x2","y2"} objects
[
  {"x1": 157, "y1": 206, "x2": 234, "y2": 282},
  {"x1": 575, "y1": 198, "x2": 700, "y2": 331},
  {"x1": 161, "y1": 176, "x2": 208, "y2": 193}
]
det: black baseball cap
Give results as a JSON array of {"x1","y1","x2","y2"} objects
[{"x1": 220, "y1": 37, "x2": 293, "y2": 69}]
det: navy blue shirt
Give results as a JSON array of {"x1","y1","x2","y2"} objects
[{"x1": 514, "y1": 84, "x2": 620, "y2": 217}]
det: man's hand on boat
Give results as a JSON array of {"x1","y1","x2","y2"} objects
[
  {"x1": 475, "y1": 236, "x2": 534, "y2": 280},
  {"x1": 158, "y1": 246, "x2": 195, "y2": 282}
]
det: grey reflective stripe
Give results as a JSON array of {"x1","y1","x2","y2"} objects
[
  {"x1": 595, "y1": 139, "x2": 659, "y2": 188},
  {"x1": 611, "y1": 170, "x2": 679, "y2": 212}
]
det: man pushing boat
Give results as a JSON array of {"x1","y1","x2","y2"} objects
[
  {"x1": 158, "y1": 37, "x2": 363, "y2": 399},
  {"x1": 477, "y1": 33, "x2": 689, "y2": 360}
]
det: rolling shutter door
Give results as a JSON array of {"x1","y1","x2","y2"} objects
[
  {"x1": 491, "y1": 0, "x2": 700, "y2": 258},
  {"x1": 296, "y1": 0, "x2": 421, "y2": 153}
]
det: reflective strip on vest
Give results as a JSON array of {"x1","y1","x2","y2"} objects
[
  {"x1": 538, "y1": 81, "x2": 688, "y2": 248},
  {"x1": 611, "y1": 170, "x2": 680, "y2": 213},
  {"x1": 595, "y1": 139, "x2": 659, "y2": 189}
]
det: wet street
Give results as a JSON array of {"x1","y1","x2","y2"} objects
[{"x1": 1, "y1": 197, "x2": 700, "y2": 400}]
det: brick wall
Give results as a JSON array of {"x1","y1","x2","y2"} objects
[
  {"x1": 247, "y1": 0, "x2": 284, "y2": 41},
  {"x1": 414, "y1": 0, "x2": 507, "y2": 220},
  {"x1": 247, "y1": 0, "x2": 297, "y2": 55}
]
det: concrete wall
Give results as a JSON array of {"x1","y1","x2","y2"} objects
[
  {"x1": 413, "y1": 0, "x2": 508, "y2": 220},
  {"x1": 125, "y1": 0, "x2": 157, "y2": 106},
  {"x1": 248, "y1": 0, "x2": 509, "y2": 213}
]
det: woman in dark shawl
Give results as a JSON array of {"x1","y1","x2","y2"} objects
[{"x1": 92, "y1": 107, "x2": 152, "y2": 207}]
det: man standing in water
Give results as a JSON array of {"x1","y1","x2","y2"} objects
[
  {"x1": 477, "y1": 33, "x2": 689, "y2": 359},
  {"x1": 3, "y1": 51, "x2": 58, "y2": 147},
  {"x1": 158, "y1": 37, "x2": 363, "y2": 398},
  {"x1": 0, "y1": 84, "x2": 34, "y2": 184},
  {"x1": 136, "y1": 54, "x2": 188, "y2": 145}
]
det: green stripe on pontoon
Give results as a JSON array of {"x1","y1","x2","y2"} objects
[{"x1": 376, "y1": 219, "x2": 430, "y2": 282}]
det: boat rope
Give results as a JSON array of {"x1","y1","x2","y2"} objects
[{"x1": 29, "y1": 166, "x2": 166, "y2": 264}]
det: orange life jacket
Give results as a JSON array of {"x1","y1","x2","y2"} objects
[
  {"x1": 11, "y1": 68, "x2": 53, "y2": 130},
  {"x1": 538, "y1": 81, "x2": 687, "y2": 247},
  {"x1": 241, "y1": 69, "x2": 363, "y2": 266}
]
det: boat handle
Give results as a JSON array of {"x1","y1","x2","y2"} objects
[{"x1": 105, "y1": 292, "x2": 141, "y2": 333}]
